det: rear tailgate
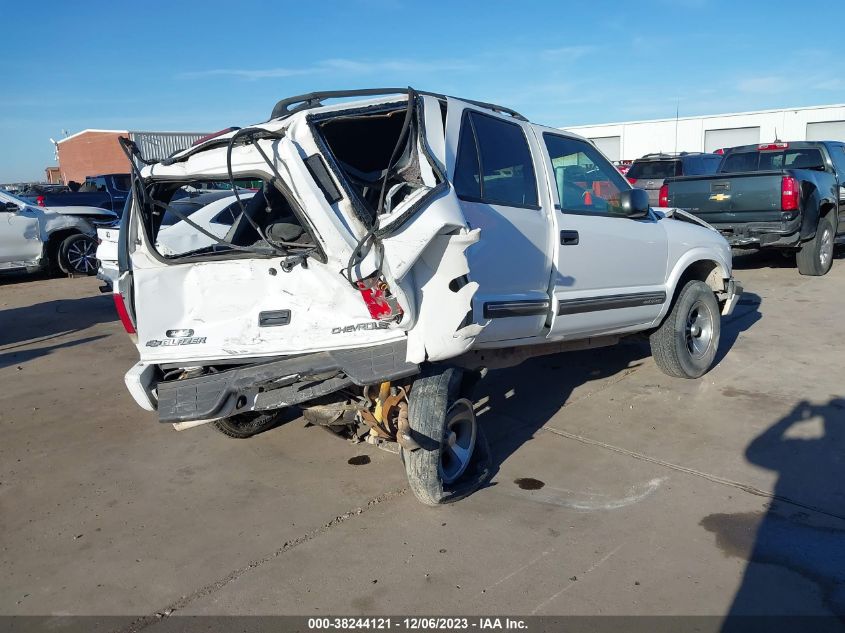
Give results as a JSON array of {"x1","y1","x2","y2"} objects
[{"x1": 665, "y1": 171, "x2": 784, "y2": 223}]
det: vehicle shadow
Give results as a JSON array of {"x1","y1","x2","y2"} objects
[
  {"x1": 702, "y1": 398, "x2": 845, "y2": 630},
  {"x1": 471, "y1": 342, "x2": 650, "y2": 488},
  {"x1": 715, "y1": 291, "x2": 762, "y2": 366},
  {"x1": 0, "y1": 335, "x2": 108, "y2": 370},
  {"x1": 0, "y1": 294, "x2": 117, "y2": 349},
  {"x1": 0, "y1": 270, "x2": 52, "y2": 286},
  {"x1": 471, "y1": 295, "x2": 763, "y2": 494}
]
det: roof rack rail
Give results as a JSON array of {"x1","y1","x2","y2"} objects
[
  {"x1": 269, "y1": 87, "x2": 528, "y2": 122},
  {"x1": 640, "y1": 151, "x2": 712, "y2": 159}
]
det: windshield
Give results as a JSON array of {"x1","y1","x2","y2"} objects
[{"x1": 627, "y1": 160, "x2": 682, "y2": 179}]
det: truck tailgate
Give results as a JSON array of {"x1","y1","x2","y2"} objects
[{"x1": 666, "y1": 172, "x2": 784, "y2": 224}]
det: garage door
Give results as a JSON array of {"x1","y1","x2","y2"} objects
[
  {"x1": 806, "y1": 121, "x2": 845, "y2": 142},
  {"x1": 589, "y1": 136, "x2": 621, "y2": 162},
  {"x1": 704, "y1": 127, "x2": 760, "y2": 153}
]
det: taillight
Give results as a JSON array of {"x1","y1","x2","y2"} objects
[
  {"x1": 713, "y1": 148, "x2": 725, "y2": 155},
  {"x1": 658, "y1": 184, "x2": 669, "y2": 207},
  {"x1": 781, "y1": 176, "x2": 799, "y2": 212},
  {"x1": 759, "y1": 142, "x2": 788, "y2": 150},
  {"x1": 356, "y1": 277, "x2": 403, "y2": 321},
  {"x1": 627, "y1": 177, "x2": 638, "y2": 185},
  {"x1": 36, "y1": 195, "x2": 45, "y2": 206},
  {"x1": 112, "y1": 293, "x2": 136, "y2": 334}
]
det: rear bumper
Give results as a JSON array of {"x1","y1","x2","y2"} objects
[
  {"x1": 713, "y1": 217, "x2": 801, "y2": 248},
  {"x1": 132, "y1": 340, "x2": 418, "y2": 424}
]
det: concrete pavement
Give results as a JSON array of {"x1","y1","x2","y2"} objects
[{"x1": 1, "y1": 251, "x2": 844, "y2": 624}]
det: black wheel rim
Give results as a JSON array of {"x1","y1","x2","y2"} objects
[
  {"x1": 685, "y1": 300, "x2": 714, "y2": 359},
  {"x1": 66, "y1": 238, "x2": 96, "y2": 274}
]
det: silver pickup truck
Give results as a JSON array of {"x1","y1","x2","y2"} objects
[{"x1": 112, "y1": 88, "x2": 741, "y2": 505}]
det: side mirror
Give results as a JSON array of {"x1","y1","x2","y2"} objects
[
  {"x1": 619, "y1": 188, "x2": 650, "y2": 219},
  {"x1": 3, "y1": 201, "x2": 19, "y2": 212}
]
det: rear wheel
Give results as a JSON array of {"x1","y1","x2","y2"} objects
[
  {"x1": 650, "y1": 280, "x2": 720, "y2": 379},
  {"x1": 59, "y1": 233, "x2": 98, "y2": 276},
  {"x1": 212, "y1": 411, "x2": 282, "y2": 439},
  {"x1": 402, "y1": 367, "x2": 490, "y2": 505},
  {"x1": 796, "y1": 215, "x2": 834, "y2": 276}
]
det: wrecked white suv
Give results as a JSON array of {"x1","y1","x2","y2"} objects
[{"x1": 113, "y1": 88, "x2": 741, "y2": 505}]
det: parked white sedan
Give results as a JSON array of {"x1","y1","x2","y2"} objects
[{"x1": 156, "y1": 191, "x2": 255, "y2": 257}]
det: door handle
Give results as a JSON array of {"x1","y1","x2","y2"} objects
[{"x1": 560, "y1": 230, "x2": 579, "y2": 245}]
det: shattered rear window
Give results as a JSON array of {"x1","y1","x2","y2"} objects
[
  {"x1": 138, "y1": 178, "x2": 318, "y2": 260},
  {"x1": 312, "y1": 102, "x2": 442, "y2": 226}
]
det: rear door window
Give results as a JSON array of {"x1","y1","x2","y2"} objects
[
  {"x1": 627, "y1": 160, "x2": 682, "y2": 179},
  {"x1": 454, "y1": 110, "x2": 538, "y2": 208},
  {"x1": 211, "y1": 202, "x2": 241, "y2": 226}
]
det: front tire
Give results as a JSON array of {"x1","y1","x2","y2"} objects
[
  {"x1": 650, "y1": 280, "x2": 720, "y2": 379},
  {"x1": 402, "y1": 367, "x2": 490, "y2": 505},
  {"x1": 796, "y1": 215, "x2": 834, "y2": 276},
  {"x1": 59, "y1": 234, "x2": 98, "y2": 276}
]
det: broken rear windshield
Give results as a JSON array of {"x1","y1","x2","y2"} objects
[
  {"x1": 138, "y1": 178, "x2": 318, "y2": 261},
  {"x1": 627, "y1": 160, "x2": 682, "y2": 179}
]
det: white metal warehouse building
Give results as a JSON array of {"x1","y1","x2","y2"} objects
[{"x1": 561, "y1": 103, "x2": 845, "y2": 162}]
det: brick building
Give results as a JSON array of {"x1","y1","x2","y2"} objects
[
  {"x1": 55, "y1": 129, "x2": 211, "y2": 184},
  {"x1": 44, "y1": 166, "x2": 62, "y2": 184}
]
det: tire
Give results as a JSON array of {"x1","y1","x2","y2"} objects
[
  {"x1": 46, "y1": 238, "x2": 64, "y2": 276},
  {"x1": 212, "y1": 411, "x2": 282, "y2": 439},
  {"x1": 402, "y1": 367, "x2": 491, "y2": 505},
  {"x1": 650, "y1": 280, "x2": 720, "y2": 379},
  {"x1": 59, "y1": 233, "x2": 98, "y2": 276},
  {"x1": 796, "y1": 215, "x2": 834, "y2": 276}
]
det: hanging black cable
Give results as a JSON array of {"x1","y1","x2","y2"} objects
[{"x1": 343, "y1": 87, "x2": 417, "y2": 287}]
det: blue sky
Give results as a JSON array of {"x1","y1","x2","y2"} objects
[{"x1": 2, "y1": 0, "x2": 842, "y2": 182}]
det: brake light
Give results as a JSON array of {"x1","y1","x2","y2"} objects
[
  {"x1": 713, "y1": 148, "x2": 725, "y2": 155},
  {"x1": 658, "y1": 184, "x2": 669, "y2": 207},
  {"x1": 36, "y1": 195, "x2": 45, "y2": 206},
  {"x1": 781, "y1": 176, "x2": 799, "y2": 211},
  {"x1": 112, "y1": 293, "x2": 136, "y2": 334},
  {"x1": 759, "y1": 143, "x2": 788, "y2": 150},
  {"x1": 627, "y1": 177, "x2": 638, "y2": 184}
]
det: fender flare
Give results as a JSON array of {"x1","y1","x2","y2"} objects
[{"x1": 656, "y1": 248, "x2": 731, "y2": 323}]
